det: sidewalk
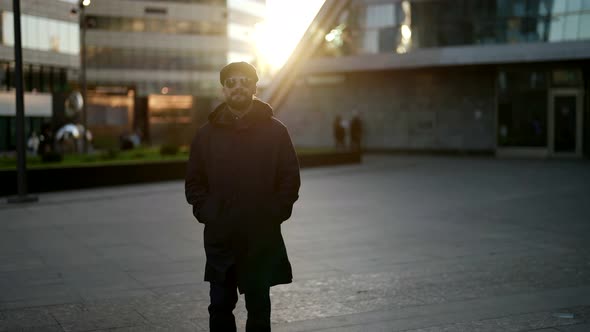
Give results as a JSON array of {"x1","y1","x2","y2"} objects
[{"x1": 1, "y1": 156, "x2": 589, "y2": 331}]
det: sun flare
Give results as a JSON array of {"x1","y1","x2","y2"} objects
[{"x1": 255, "y1": 0, "x2": 325, "y2": 73}]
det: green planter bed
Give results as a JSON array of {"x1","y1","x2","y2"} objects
[{"x1": 0, "y1": 148, "x2": 361, "y2": 196}]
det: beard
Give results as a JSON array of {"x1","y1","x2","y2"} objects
[{"x1": 227, "y1": 90, "x2": 253, "y2": 110}]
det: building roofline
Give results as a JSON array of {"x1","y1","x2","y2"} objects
[{"x1": 302, "y1": 41, "x2": 590, "y2": 74}]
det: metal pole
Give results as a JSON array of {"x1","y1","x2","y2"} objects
[
  {"x1": 8, "y1": 0, "x2": 37, "y2": 203},
  {"x1": 80, "y1": 1, "x2": 88, "y2": 154}
]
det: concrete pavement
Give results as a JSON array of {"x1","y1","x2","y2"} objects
[{"x1": 0, "y1": 155, "x2": 589, "y2": 331}]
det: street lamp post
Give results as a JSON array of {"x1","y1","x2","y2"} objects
[
  {"x1": 79, "y1": 0, "x2": 90, "y2": 154},
  {"x1": 7, "y1": 0, "x2": 38, "y2": 204}
]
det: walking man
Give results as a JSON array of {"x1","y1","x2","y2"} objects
[{"x1": 185, "y1": 62, "x2": 301, "y2": 331}]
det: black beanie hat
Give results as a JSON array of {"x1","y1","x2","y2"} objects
[{"x1": 220, "y1": 62, "x2": 259, "y2": 86}]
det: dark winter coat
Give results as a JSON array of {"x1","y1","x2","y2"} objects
[{"x1": 185, "y1": 99, "x2": 301, "y2": 293}]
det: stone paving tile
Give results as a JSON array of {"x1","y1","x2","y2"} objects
[
  {"x1": 81, "y1": 294, "x2": 159, "y2": 309},
  {"x1": 557, "y1": 323, "x2": 590, "y2": 332},
  {"x1": 128, "y1": 270, "x2": 203, "y2": 288},
  {"x1": 273, "y1": 270, "x2": 444, "y2": 312},
  {"x1": 117, "y1": 259, "x2": 202, "y2": 275},
  {"x1": 134, "y1": 300, "x2": 209, "y2": 323},
  {"x1": 1, "y1": 283, "x2": 79, "y2": 305},
  {"x1": 273, "y1": 279, "x2": 427, "y2": 316},
  {"x1": 340, "y1": 294, "x2": 425, "y2": 313},
  {"x1": 44, "y1": 301, "x2": 147, "y2": 332},
  {"x1": 1, "y1": 156, "x2": 590, "y2": 331},
  {"x1": 0, "y1": 308, "x2": 58, "y2": 330},
  {"x1": 272, "y1": 302, "x2": 358, "y2": 324},
  {"x1": 43, "y1": 303, "x2": 85, "y2": 324},
  {"x1": 190, "y1": 317, "x2": 211, "y2": 331},
  {"x1": 106, "y1": 320, "x2": 205, "y2": 332},
  {"x1": 149, "y1": 283, "x2": 209, "y2": 304},
  {"x1": 0, "y1": 297, "x2": 81, "y2": 311},
  {"x1": 563, "y1": 306, "x2": 590, "y2": 323},
  {"x1": 76, "y1": 288, "x2": 157, "y2": 303},
  {"x1": 0, "y1": 256, "x2": 46, "y2": 273},
  {"x1": 0, "y1": 268, "x2": 65, "y2": 288},
  {"x1": 398, "y1": 307, "x2": 590, "y2": 332},
  {"x1": 493, "y1": 312, "x2": 582, "y2": 331},
  {"x1": 0, "y1": 325, "x2": 64, "y2": 332},
  {"x1": 269, "y1": 253, "x2": 590, "y2": 323}
]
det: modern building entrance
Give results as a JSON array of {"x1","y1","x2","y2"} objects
[
  {"x1": 549, "y1": 89, "x2": 584, "y2": 157},
  {"x1": 496, "y1": 67, "x2": 586, "y2": 158}
]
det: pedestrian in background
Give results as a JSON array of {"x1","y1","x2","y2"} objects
[
  {"x1": 350, "y1": 112, "x2": 363, "y2": 151},
  {"x1": 38, "y1": 122, "x2": 54, "y2": 156},
  {"x1": 333, "y1": 115, "x2": 346, "y2": 149},
  {"x1": 185, "y1": 62, "x2": 301, "y2": 332},
  {"x1": 27, "y1": 131, "x2": 40, "y2": 155}
]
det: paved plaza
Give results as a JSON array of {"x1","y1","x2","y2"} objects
[{"x1": 0, "y1": 155, "x2": 589, "y2": 331}]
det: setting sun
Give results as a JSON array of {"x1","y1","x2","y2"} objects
[{"x1": 255, "y1": 0, "x2": 325, "y2": 73}]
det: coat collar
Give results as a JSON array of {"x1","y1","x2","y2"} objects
[{"x1": 209, "y1": 99, "x2": 274, "y2": 130}]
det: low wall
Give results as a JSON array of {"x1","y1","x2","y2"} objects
[{"x1": 0, "y1": 152, "x2": 361, "y2": 196}]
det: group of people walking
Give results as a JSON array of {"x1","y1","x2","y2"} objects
[{"x1": 333, "y1": 113, "x2": 363, "y2": 151}]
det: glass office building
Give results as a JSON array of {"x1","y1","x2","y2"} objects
[
  {"x1": 0, "y1": 0, "x2": 79, "y2": 152},
  {"x1": 85, "y1": 0, "x2": 227, "y2": 97},
  {"x1": 82, "y1": 0, "x2": 267, "y2": 145},
  {"x1": 272, "y1": 0, "x2": 590, "y2": 158},
  {"x1": 83, "y1": 0, "x2": 229, "y2": 145},
  {"x1": 317, "y1": 0, "x2": 590, "y2": 56}
]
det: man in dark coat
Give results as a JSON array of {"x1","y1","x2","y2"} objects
[{"x1": 185, "y1": 62, "x2": 301, "y2": 332}]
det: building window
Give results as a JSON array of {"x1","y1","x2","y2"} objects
[
  {"x1": 1, "y1": 12, "x2": 79, "y2": 55},
  {"x1": 314, "y1": 0, "x2": 590, "y2": 58},
  {"x1": 0, "y1": 64, "x2": 66, "y2": 93},
  {"x1": 497, "y1": 69, "x2": 548, "y2": 147},
  {"x1": 86, "y1": 15, "x2": 226, "y2": 36},
  {"x1": 126, "y1": 0, "x2": 226, "y2": 4},
  {"x1": 86, "y1": 46, "x2": 227, "y2": 71},
  {"x1": 0, "y1": 62, "x2": 7, "y2": 91},
  {"x1": 0, "y1": 116, "x2": 49, "y2": 151},
  {"x1": 0, "y1": 116, "x2": 8, "y2": 151}
]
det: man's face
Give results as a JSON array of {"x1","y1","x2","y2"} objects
[{"x1": 222, "y1": 71, "x2": 256, "y2": 110}]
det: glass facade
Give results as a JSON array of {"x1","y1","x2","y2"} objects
[
  {"x1": 86, "y1": 16, "x2": 226, "y2": 36},
  {"x1": 316, "y1": 0, "x2": 590, "y2": 57},
  {"x1": 134, "y1": 78, "x2": 219, "y2": 97},
  {"x1": 127, "y1": 0, "x2": 226, "y2": 4},
  {"x1": 0, "y1": 62, "x2": 68, "y2": 151},
  {"x1": 497, "y1": 68, "x2": 584, "y2": 148},
  {"x1": 1, "y1": 12, "x2": 79, "y2": 55},
  {"x1": 0, "y1": 62, "x2": 68, "y2": 93},
  {"x1": 497, "y1": 70, "x2": 548, "y2": 147},
  {"x1": 552, "y1": 94, "x2": 578, "y2": 152},
  {"x1": 85, "y1": 1, "x2": 230, "y2": 99},
  {"x1": 87, "y1": 94, "x2": 133, "y2": 128},
  {"x1": 0, "y1": 116, "x2": 49, "y2": 151},
  {"x1": 86, "y1": 46, "x2": 227, "y2": 71},
  {"x1": 0, "y1": 10, "x2": 78, "y2": 151}
]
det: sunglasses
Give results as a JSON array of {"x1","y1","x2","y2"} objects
[{"x1": 224, "y1": 77, "x2": 254, "y2": 89}]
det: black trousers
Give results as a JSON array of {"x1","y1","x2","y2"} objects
[{"x1": 209, "y1": 266, "x2": 271, "y2": 332}]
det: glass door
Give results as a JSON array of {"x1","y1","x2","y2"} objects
[{"x1": 549, "y1": 89, "x2": 584, "y2": 157}]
